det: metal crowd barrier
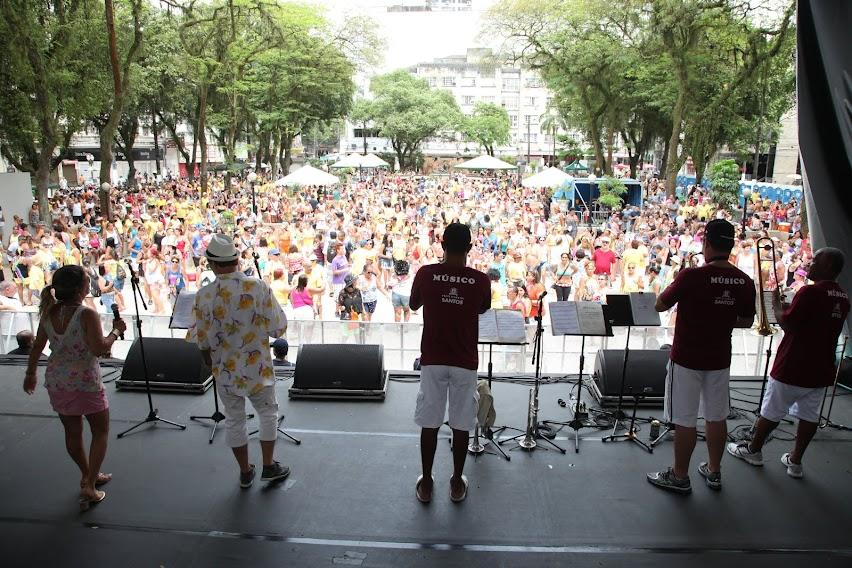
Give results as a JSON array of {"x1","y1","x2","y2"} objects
[{"x1": 2, "y1": 310, "x2": 777, "y2": 377}]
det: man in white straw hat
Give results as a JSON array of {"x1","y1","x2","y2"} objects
[{"x1": 188, "y1": 234, "x2": 290, "y2": 488}]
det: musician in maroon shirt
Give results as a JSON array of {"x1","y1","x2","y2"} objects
[
  {"x1": 410, "y1": 223, "x2": 490, "y2": 504},
  {"x1": 728, "y1": 248, "x2": 849, "y2": 479},
  {"x1": 647, "y1": 219, "x2": 756, "y2": 494}
]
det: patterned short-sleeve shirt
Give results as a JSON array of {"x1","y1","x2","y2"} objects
[{"x1": 188, "y1": 271, "x2": 287, "y2": 396}]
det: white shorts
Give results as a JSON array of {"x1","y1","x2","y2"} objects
[
  {"x1": 663, "y1": 361, "x2": 730, "y2": 428},
  {"x1": 414, "y1": 365, "x2": 478, "y2": 431},
  {"x1": 760, "y1": 377, "x2": 823, "y2": 424},
  {"x1": 219, "y1": 385, "x2": 279, "y2": 448}
]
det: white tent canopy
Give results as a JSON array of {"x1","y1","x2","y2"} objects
[
  {"x1": 361, "y1": 153, "x2": 390, "y2": 168},
  {"x1": 330, "y1": 153, "x2": 390, "y2": 169},
  {"x1": 522, "y1": 167, "x2": 575, "y2": 188},
  {"x1": 329, "y1": 153, "x2": 366, "y2": 169},
  {"x1": 453, "y1": 155, "x2": 517, "y2": 170},
  {"x1": 274, "y1": 164, "x2": 339, "y2": 187}
]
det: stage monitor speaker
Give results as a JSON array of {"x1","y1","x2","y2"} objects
[
  {"x1": 591, "y1": 349, "x2": 668, "y2": 407},
  {"x1": 290, "y1": 344, "x2": 386, "y2": 400},
  {"x1": 116, "y1": 338, "x2": 212, "y2": 393}
]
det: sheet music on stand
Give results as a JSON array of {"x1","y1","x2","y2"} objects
[
  {"x1": 549, "y1": 301, "x2": 611, "y2": 336},
  {"x1": 169, "y1": 291, "x2": 197, "y2": 330},
  {"x1": 478, "y1": 309, "x2": 527, "y2": 344},
  {"x1": 604, "y1": 293, "x2": 661, "y2": 327},
  {"x1": 760, "y1": 290, "x2": 779, "y2": 325}
]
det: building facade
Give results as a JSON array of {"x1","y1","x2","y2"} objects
[{"x1": 338, "y1": 48, "x2": 580, "y2": 170}]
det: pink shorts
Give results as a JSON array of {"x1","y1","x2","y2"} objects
[{"x1": 47, "y1": 389, "x2": 109, "y2": 416}]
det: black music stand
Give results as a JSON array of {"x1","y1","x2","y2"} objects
[
  {"x1": 819, "y1": 337, "x2": 850, "y2": 432},
  {"x1": 598, "y1": 294, "x2": 659, "y2": 454},
  {"x1": 542, "y1": 301, "x2": 613, "y2": 453},
  {"x1": 476, "y1": 310, "x2": 528, "y2": 460},
  {"x1": 117, "y1": 261, "x2": 186, "y2": 439}
]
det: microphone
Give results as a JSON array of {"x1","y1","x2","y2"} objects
[{"x1": 110, "y1": 304, "x2": 124, "y2": 340}]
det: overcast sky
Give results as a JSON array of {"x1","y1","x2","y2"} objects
[{"x1": 303, "y1": 0, "x2": 500, "y2": 72}]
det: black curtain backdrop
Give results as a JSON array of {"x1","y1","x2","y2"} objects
[{"x1": 798, "y1": 1, "x2": 852, "y2": 380}]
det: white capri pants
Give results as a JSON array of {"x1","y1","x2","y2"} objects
[
  {"x1": 219, "y1": 385, "x2": 279, "y2": 447},
  {"x1": 760, "y1": 377, "x2": 824, "y2": 424},
  {"x1": 663, "y1": 361, "x2": 730, "y2": 428},
  {"x1": 415, "y1": 365, "x2": 479, "y2": 431}
]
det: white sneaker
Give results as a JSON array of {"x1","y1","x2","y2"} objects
[
  {"x1": 726, "y1": 442, "x2": 763, "y2": 466},
  {"x1": 781, "y1": 453, "x2": 803, "y2": 479}
]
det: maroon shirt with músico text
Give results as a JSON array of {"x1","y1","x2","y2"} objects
[
  {"x1": 771, "y1": 281, "x2": 849, "y2": 388},
  {"x1": 411, "y1": 263, "x2": 490, "y2": 370},
  {"x1": 660, "y1": 265, "x2": 756, "y2": 370}
]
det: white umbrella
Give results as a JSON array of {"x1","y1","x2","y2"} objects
[
  {"x1": 522, "y1": 167, "x2": 575, "y2": 188},
  {"x1": 329, "y1": 153, "x2": 367, "y2": 169},
  {"x1": 274, "y1": 164, "x2": 340, "y2": 187},
  {"x1": 453, "y1": 154, "x2": 517, "y2": 170},
  {"x1": 361, "y1": 153, "x2": 390, "y2": 168}
]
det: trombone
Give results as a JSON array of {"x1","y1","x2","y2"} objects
[{"x1": 755, "y1": 237, "x2": 782, "y2": 336}]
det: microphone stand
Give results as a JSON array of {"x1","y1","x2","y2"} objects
[{"x1": 117, "y1": 259, "x2": 186, "y2": 438}]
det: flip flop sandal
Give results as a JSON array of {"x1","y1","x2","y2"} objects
[
  {"x1": 450, "y1": 475, "x2": 468, "y2": 503},
  {"x1": 79, "y1": 490, "x2": 106, "y2": 512},
  {"x1": 415, "y1": 474, "x2": 433, "y2": 504},
  {"x1": 95, "y1": 472, "x2": 112, "y2": 486}
]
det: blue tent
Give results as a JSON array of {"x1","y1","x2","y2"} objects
[{"x1": 572, "y1": 178, "x2": 642, "y2": 207}]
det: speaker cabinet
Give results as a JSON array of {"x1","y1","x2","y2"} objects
[
  {"x1": 116, "y1": 338, "x2": 212, "y2": 393},
  {"x1": 290, "y1": 344, "x2": 387, "y2": 400},
  {"x1": 591, "y1": 349, "x2": 669, "y2": 407}
]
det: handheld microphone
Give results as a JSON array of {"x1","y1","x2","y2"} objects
[{"x1": 110, "y1": 304, "x2": 124, "y2": 340}]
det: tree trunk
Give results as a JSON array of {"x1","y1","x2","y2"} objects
[
  {"x1": 198, "y1": 83, "x2": 209, "y2": 194},
  {"x1": 605, "y1": 127, "x2": 615, "y2": 176},
  {"x1": 270, "y1": 129, "x2": 281, "y2": 179},
  {"x1": 36, "y1": 153, "x2": 52, "y2": 226},
  {"x1": 664, "y1": 70, "x2": 688, "y2": 197},
  {"x1": 282, "y1": 134, "x2": 294, "y2": 175},
  {"x1": 152, "y1": 108, "x2": 161, "y2": 175},
  {"x1": 660, "y1": 137, "x2": 669, "y2": 178}
]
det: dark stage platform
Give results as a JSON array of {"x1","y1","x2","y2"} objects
[{"x1": 1, "y1": 363, "x2": 850, "y2": 567}]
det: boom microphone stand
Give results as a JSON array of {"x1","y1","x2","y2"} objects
[{"x1": 117, "y1": 260, "x2": 186, "y2": 438}]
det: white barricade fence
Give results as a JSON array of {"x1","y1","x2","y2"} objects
[{"x1": 2, "y1": 309, "x2": 777, "y2": 377}]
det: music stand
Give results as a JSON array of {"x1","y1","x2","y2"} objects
[
  {"x1": 598, "y1": 294, "x2": 659, "y2": 454},
  {"x1": 819, "y1": 336, "x2": 850, "y2": 432},
  {"x1": 474, "y1": 310, "x2": 527, "y2": 461},
  {"x1": 542, "y1": 301, "x2": 613, "y2": 453},
  {"x1": 117, "y1": 260, "x2": 186, "y2": 438}
]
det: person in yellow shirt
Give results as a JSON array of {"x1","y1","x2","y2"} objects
[
  {"x1": 487, "y1": 269, "x2": 505, "y2": 309},
  {"x1": 505, "y1": 251, "x2": 526, "y2": 284},
  {"x1": 350, "y1": 242, "x2": 369, "y2": 276},
  {"x1": 269, "y1": 268, "x2": 292, "y2": 309}
]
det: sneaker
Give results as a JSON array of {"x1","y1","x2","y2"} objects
[
  {"x1": 647, "y1": 467, "x2": 692, "y2": 494},
  {"x1": 727, "y1": 441, "x2": 764, "y2": 466},
  {"x1": 781, "y1": 453, "x2": 803, "y2": 479},
  {"x1": 239, "y1": 464, "x2": 256, "y2": 489},
  {"x1": 260, "y1": 461, "x2": 291, "y2": 483},
  {"x1": 697, "y1": 462, "x2": 722, "y2": 490}
]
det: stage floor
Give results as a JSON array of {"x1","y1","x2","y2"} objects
[{"x1": 0, "y1": 364, "x2": 850, "y2": 567}]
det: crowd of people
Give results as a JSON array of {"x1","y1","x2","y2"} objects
[{"x1": 2, "y1": 171, "x2": 811, "y2": 329}]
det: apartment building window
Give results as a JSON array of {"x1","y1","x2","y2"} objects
[
  {"x1": 523, "y1": 133, "x2": 538, "y2": 143},
  {"x1": 509, "y1": 114, "x2": 518, "y2": 127},
  {"x1": 525, "y1": 96, "x2": 537, "y2": 107},
  {"x1": 481, "y1": 95, "x2": 495, "y2": 103},
  {"x1": 442, "y1": 76, "x2": 457, "y2": 87},
  {"x1": 503, "y1": 96, "x2": 519, "y2": 110},
  {"x1": 427, "y1": 77, "x2": 437, "y2": 88},
  {"x1": 462, "y1": 77, "x2": 476, "y2": 87},
  {"x1": 525, "y1": 77, "x2": 543, "y2": 88},
  {"x1": 502, "y1": 77, "x2": 520, "y2": 91},
  {"x1": 463, "y1": 96, "x2": 475, "y2": 106},
  {"x1": 524, "y1": 114, "x2": 539, "y2": 126}
]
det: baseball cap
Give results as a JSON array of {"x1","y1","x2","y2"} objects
[
  {"x1": 705, "y1": 219, "x2": 736, "y2": 250},
  {"x1": 309, "y1": 253, "x2": 318, "y2": 261}
]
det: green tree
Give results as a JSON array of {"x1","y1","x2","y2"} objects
[
  {"x1": 596, "y1": 176, "x2": 628, "y2": 209},
  {"x1": 0, "y1": 0, "x2": 105, "y2": 223},
  {"x1": 369, "y1": 70, "x2": 461, "y2": 170},
  {"x1": 461, "y1": 102, "x2": 510, "y2": 156},
  {"x1": 707, "y1": 158, "x2": 741, "y2": 212}
]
